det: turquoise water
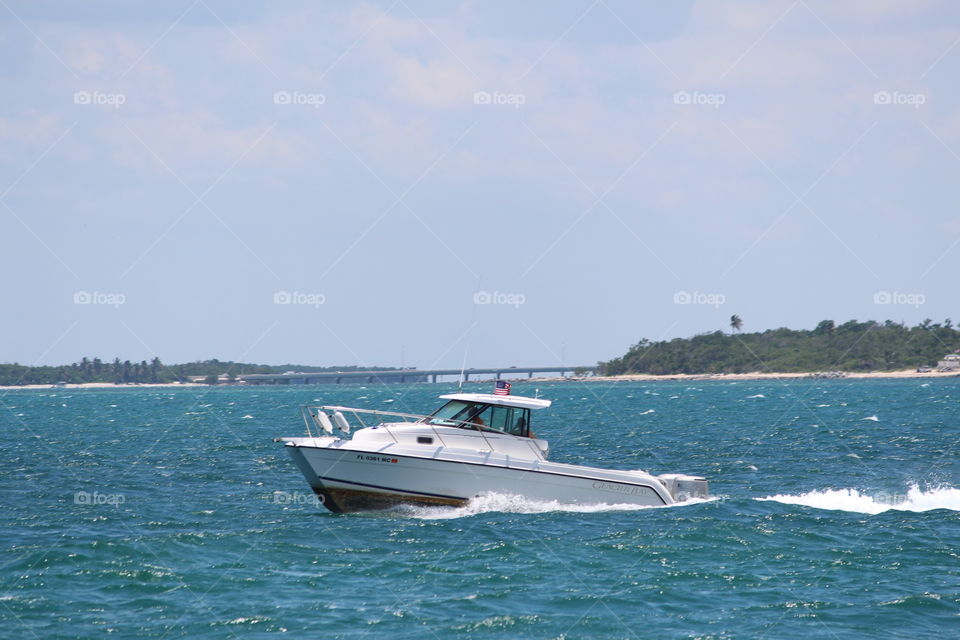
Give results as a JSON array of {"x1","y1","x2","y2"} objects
[{"x1": 1, "y1": 379, "x2": 958, "y2": 638}]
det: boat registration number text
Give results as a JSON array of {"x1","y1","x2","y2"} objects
[{"x1": 357, "y1": 454, "x2": 399, "y2": 464}]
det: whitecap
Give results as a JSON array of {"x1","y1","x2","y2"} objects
[
  {"x1": 746, "y1": 394, "x2": 765, "y2": 399},
  {"x1": 757, "y1": 484, "x2": 960, "y2": 514},
  {"x1": 639, "y1": 409, "x2": 655, "y2": 415},
  {"x1": 241, "y1": 414, "x2": 254, "y2": 419},
  {"x1": 864, "y1": 415, "x2": 879, "y2": 421}
]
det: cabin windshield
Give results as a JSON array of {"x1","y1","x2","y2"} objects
[{"x1": 425, "y1": 400, "x2": 532, "y2": 437}]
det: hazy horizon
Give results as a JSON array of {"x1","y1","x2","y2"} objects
[
  {"x1": 3, "y1": 1, "x2": 959, "y2": 370},
  {"x1": 2, "y1": 316, "x2": 955, "y2": 370}
]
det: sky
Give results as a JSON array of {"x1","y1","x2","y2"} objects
[{"x1": 2, "y1": 0, "x2": 960, "y2": 370}]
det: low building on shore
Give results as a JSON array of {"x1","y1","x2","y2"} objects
[{"x1": 937, "y1": 354, "x2": 960, "y2": 371}]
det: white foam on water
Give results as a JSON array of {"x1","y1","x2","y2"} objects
[
  {"x1": 863, "y1": 415, "x2": 879, "y2": 421},
  {"x1": 746, "y1": 394, "x2": 765, "y2": 399},
  {"x1": 758, "y1": 484, "x2": 960, "y2": 515},
  {"x1": 639, "y1": 409, "x2": 655, "y2": 415},
  {"x1": 398, "y1": 492, "x2": 716, "y2": 520}
]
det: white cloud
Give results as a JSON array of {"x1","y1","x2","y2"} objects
[{"x1": 393, "y1": 57, "x2": 476, "y2": 108}]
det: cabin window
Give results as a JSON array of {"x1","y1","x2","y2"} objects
[
  {"x1": 480, "y1": 406, "x2": 531, "y2": 437},
  {"x1": 508, "y1": 408, "x2": 531, "y2": 437},
  {"x1": 516, "y1": 409, "x2": 531, "y2": 437},
  {"x1": 426, "y1": 400, "x2": 477, "y2": 426},
  {"x1": 425, "y1": 400, "x2": 531, "y2": 436},
  {"x1": 417, "y1": 436, "x2": 433, "y2": 444}
]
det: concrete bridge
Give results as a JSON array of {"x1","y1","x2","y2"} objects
[{"x1": 240, "y1": 366, "x2": 595, "y2": 385}]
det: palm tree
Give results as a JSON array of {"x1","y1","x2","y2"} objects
[{"x1": 730, "y1": 314, "x2": 743, "y2": 333}]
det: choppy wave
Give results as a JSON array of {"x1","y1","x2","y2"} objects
[
  {"x1": 397, "y1": 492, "x2": 716, "y2": 520},
  {"x1": 757, "y1": 484, "x2": 960, "y2": 514}
]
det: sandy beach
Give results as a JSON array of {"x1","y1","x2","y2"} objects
[{"x1": 0, "y1": 382, "x2": 206, "y2": 391}]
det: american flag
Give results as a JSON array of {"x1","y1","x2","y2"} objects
[{"x1": 494, "y1": 380, "x2": 511, "y2": 396}]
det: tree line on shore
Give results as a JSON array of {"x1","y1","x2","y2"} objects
[
  {"x1": 600, "y1": 319, "x2": 960, "y2": 375},
  {"x1": 0, "y1": 358, "x2": 398, "y2": 386}
]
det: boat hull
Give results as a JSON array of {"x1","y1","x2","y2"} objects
[{"x1": 285, "y1": 442, "x2": 674, "y2": 513}]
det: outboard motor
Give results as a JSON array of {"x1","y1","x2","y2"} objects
[{"x1": 658, "y1": 474, "x2": 709, "y2": 502}]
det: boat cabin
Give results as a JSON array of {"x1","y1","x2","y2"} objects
[{"x1": 422, "y1": 393, "x2": 551, "y2": 438}]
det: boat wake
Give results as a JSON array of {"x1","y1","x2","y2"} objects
[
  {"x1": 757, "y1": 484, "x2": 960, "y2": 514},
  {"x1": 395, "y1": 492, "x2": 716, "y2": 520}
]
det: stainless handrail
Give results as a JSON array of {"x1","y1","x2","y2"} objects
[
  {"x1": 300, "y1": 406, "x2": 314, "y2": 437},
  {"x1": 317, "y1": 405, "x2": 428, "y2": 421},
  {"x1": 301, "y1": 404, "x2": 511, "y2": 451}
]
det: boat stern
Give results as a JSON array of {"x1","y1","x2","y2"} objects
[{"x1": 657, "y1": 474, "x2": 709, "y2": 502}]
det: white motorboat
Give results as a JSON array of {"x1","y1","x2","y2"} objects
[{"x1": 278, "y1": 388, "x2": 708, "y2": 513}]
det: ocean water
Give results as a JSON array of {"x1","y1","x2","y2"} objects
[{"x1": 1, "y1": 379, "x2": 958, "y2": 639}]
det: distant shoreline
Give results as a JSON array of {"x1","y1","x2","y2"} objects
[
  {"x1": 1, "y1": 369, "x2": 958, "y2": 390},
  {"x1": 533, "y1": 369, "x2": 960, "y2": 383}
]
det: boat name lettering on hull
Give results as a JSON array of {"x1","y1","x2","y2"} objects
[
  {"x1": 591, "y1": 480, "x2": 650, "y2": 496},
  {"x1": 357, "y1": 454, "x2": 399, "y2": 464}
]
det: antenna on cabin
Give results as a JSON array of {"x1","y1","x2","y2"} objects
[
  {"x1": 458, "y1": 345, "x2": 468, "y2": 391},
  {"x1": 460, "y1": 277, "x2": 482, "y2": 391}
]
